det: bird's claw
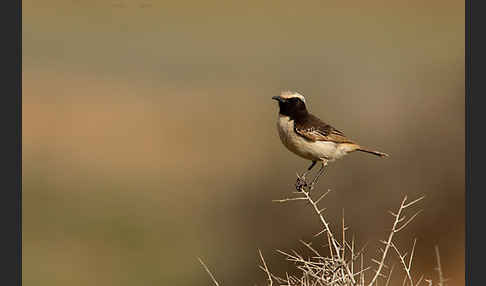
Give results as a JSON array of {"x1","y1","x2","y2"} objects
[{"x1": 295, "y1": 175, "x2": 308, "y2": 191}]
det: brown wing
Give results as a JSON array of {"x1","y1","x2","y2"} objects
[{"x1": 294, "y1": 114, "x2": 356, "y2": 144}]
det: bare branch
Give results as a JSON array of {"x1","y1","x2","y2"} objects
[
  {"x1": 390, "y1": 241, "x2": 414, "y2": 286},
  {"x1": 198, "y1": 257, "x2": 220, "y2": 286},
  {"x1": 315, "y1": 189, "x2": 332, "y2": 205},
  {"x1": 259, "y1": 250, "x2": 273, "y2": 286},
  {"x1": 265, "y1": 175, "x2": 432, "y2": 286},
  {"x1": 395, "y1": 210, "x2": 423, "y2": 233},
  {"x1": 273, "y1": 197, "x2": 308, "y2": 203},
  {"x1": 435, "y1": 246, "x2": 445, "y2": 286},
  {"x1": 385, "y1": 264, "x2": 395, "y2": 286},
  {"x1": 416, "y1": 274, "x2": 424, "y2": 286},
  {"x1": 368, "y1": 196, "x2": 423, "y2": 286},
  {"x1": 402, "y1": 196, "x2": 426, "y2": 209}
]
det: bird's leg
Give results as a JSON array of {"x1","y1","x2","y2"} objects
[
  {"x1": 301, "y1": 161, "x2": 317, "y2": 180},
  {"x1": 309, "y1": 161, "x2": 328, "y2": 191},
  {"x1": 295, "y1": 161, "x2": 317, "y2": 191}
]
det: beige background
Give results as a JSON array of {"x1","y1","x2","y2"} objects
[{"x1": 23, "y1": 0, "x2": 464, "y2": 285}]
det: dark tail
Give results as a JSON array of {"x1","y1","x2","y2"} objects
[{"x1": 357, "y1": 148, "x2": 389, "y2": 158}]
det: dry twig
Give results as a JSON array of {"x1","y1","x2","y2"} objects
[
  {"x1": 198, "y1": 257, "x2": 220, "y2": 286},
  {"x1": 198, "y1": 172, "x2": 443, "y2": 286}
]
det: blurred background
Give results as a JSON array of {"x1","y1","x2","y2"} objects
[{"x1": 23, "y1": 0, "x2": 464, "y2": 285}]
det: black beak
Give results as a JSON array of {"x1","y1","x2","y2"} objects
[{"x1": 272, "y1": 96, "x2": 284, "y2": 102}]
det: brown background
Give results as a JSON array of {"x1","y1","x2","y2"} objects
[{"x1": 23, "y1": 0, "x2": 464, "y2": 285}]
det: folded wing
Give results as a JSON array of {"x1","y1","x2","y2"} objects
[{"x1": 294, "y1": 114, "x2": 357, "y2": 144}]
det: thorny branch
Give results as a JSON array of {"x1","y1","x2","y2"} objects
[
  {"x1": 272, "y1": 180, "x2": 426, "y2": 286},
  {"x1": 198, "y1": 173, "x2": 446, "y2": 286},
  {"x1": 368, "y1": 196, "x2": 424, "y2": 286}
]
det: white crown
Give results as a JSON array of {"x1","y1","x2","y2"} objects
[{"x1": 280, "y1": 91, "x2": 306, "y2": 103}]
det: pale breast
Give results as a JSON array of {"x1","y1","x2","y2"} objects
[
  {"x1": 276, "y1": 115, "x2": 349, "y2": 162},
  {"x1": 277, "y1": 115, "x2": 322, "y2": 160},
  {"x1": 276, "y1": 115, "x2": 293, "y2": 148}
]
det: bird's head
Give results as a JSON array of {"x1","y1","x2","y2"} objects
[{"x1": 272, "y1": 91, "x2": 308, "y2": 118}]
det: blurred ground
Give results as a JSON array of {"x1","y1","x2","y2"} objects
[{"x1": 23, "y1": 1, "x2": 464, "y2": 285}]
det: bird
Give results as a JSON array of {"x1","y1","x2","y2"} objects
[{"x1": 272, "y1": 91, "x2": 389, "y2": 190}]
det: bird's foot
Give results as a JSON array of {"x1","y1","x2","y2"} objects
[{"x1": 295, "y1": 173, "x2": 308, "y2": 191}]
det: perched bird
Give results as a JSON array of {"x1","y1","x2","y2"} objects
[{"x1": 272, "y1": 91, "x2": 389, "y2": 189}]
